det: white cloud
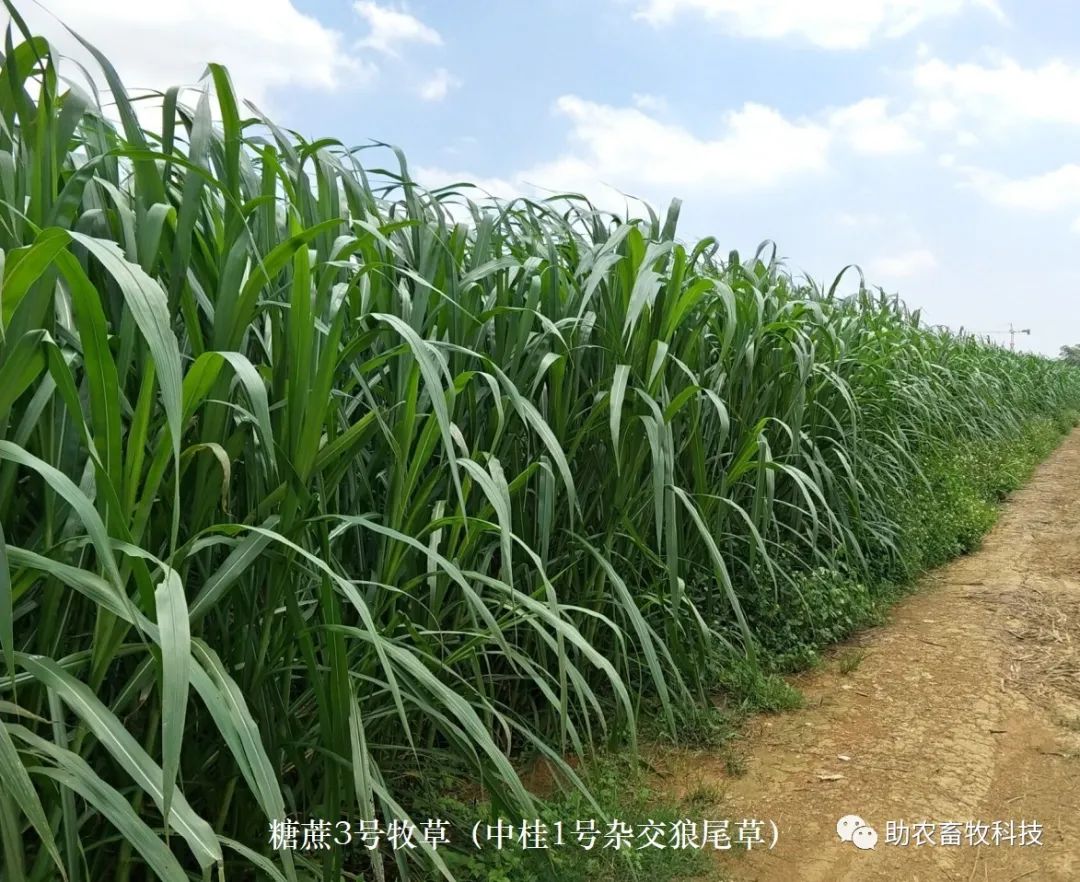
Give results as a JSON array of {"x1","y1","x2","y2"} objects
[
  {"x1": 828, "y1": 98, "x2": 922, "y2": 155},
  {"x1": 913, "y1": 56, "x2": 1080, "y2": 127},
  {"x1": 355, "y1": 1, "x2": 441, "y2": 56},
  {"x1": 632, "y1": 93, "x2": 669, "y2": 112},
  {"x1": 412, "y1": 166, "x2": 521, "y2": 222},
  {"x1": 418, "y1": 68, "x2": 461, "y2": 102},
  {"x1": 2, "y1": 0, "x2": 365, "y2": 110},
  {"x1": 414, "y1": 97, "x2": 833, "y2": 214},
  {"x1": 440, "y1": 135, "x2": 480, "y2": 159},
  {"x1": 414, "y1": 166, "x2": 519, "y2": 201},
  {"x1": 921, "y1": 97, "x2": 959, "y2": 126},
  {"x1": 867, "y1": 247, "x2": 938, "y2": 278},
  {"x1": 631, "y1": 0, "x2": 1005, "y2": 50},
  {"x1": 836, "y1": 211, "x2": 887, "y2": 227},
  {"x1": 956, "y1": 163, "x2": 1080, "y2": 211},
  {"x1": 943, "y1": 155, "x2": 1080, "y2": 238},
  {"x1": 521, "y1": 95, "x2": 831, "y2": 197},
  {"x1": 421, "y1": 91, "x2": 938, "y2": 211}
]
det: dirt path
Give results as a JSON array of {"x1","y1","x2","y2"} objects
[{"x1": 657, "y1": 430, "x2": 1080, "y2": 881}]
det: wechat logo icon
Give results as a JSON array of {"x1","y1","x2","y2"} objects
[{"x1": 837, "y1": 814, "x2": 878, "y2": 850}]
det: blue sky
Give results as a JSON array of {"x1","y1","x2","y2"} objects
[{"x1": 11, "y1": 0, "x2": 1080, "y2": 354}]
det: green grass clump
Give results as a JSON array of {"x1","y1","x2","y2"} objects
[
  {"x1": 738, "y1": 564, "x2": 875, "y2": 673},
  {"x1": 407, "y1": 758, "x2": 710, "y2": 882},
  {"x1": 1, "y1": 5, "x2": 1080, "y2": 880},
  {"x1": 716, "y1": 659, "x2": 805, "y2": 713},
  {"x1": 738, "y1": 418, "x2": 1069, "y2": 678},
  {"x1": 889, "y1": 417, "x2": 1064, "y2": 577}
]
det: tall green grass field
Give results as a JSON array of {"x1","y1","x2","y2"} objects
[{"x1": 1, "y1": 4, "x2": 1078, "y2": 880}]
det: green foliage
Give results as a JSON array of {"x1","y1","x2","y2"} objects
[
  {"x1": 413, "y1": 759, "x2": 709, "y2": 882},
  {"x1": 739, "y1": 420, "x2": 1070, "y2": 677},
  {"x1": 901, "y1": 450, "x2": 998, "y2": 569},
  {"x1": 638, "y1": 698, "x2": 740, "y2": 750},
  {"x1": 890, "y1": 418, "x2": 1062, "y2": 578},
  {"x1": 1054, "y1": 408, "x2": 1079, "y2": 434},
  {"x1": 739, "y1": 565, "x2": 875, "y2": 673},
  {"x1": 0, "y1": 7, "x2": 1078, "y2": 880},
  {"x1": 715, "y1": 658, "x2": 805, "y2": 712},
  {"x1": 837, "y1": 648, "x2": 869, "y2": 676}
]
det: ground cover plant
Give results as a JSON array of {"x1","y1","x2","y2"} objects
[{"x1": 1, "y1": 6, "x2": 1080, "y2": 880}]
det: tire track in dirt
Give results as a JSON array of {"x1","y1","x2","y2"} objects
[{"x1": 655, "y1": 430, "x2": 1080, "y2": 881}]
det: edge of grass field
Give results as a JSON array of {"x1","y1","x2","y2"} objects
[{"x1": 427, "y1": 413, "x2": 1078, "y2": 882}]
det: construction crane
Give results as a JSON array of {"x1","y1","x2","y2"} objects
[{"x1": 986, "y1": 323, "x2": 1031, "y2": 351}]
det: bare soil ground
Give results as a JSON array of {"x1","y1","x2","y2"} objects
[{"x1": 654, "y1": 430, "x2": 1080, "y2": 881}]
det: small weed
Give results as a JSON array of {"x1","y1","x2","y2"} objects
[
  {"x1": 684, "y1": 783, "x2": 725, "y2": 810},
  {"x1": 838, "y1": 648, "x2": 869, "y2": 675},
  {"x1": 721, "y1": 747, "x2": 747, "y2": 778},
  {"x1": 642, "y1": 700, "x2": 740, "y2": 749},
  {"x1": 718, "y1": 659, "x2": 804, "y2": 713}
]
